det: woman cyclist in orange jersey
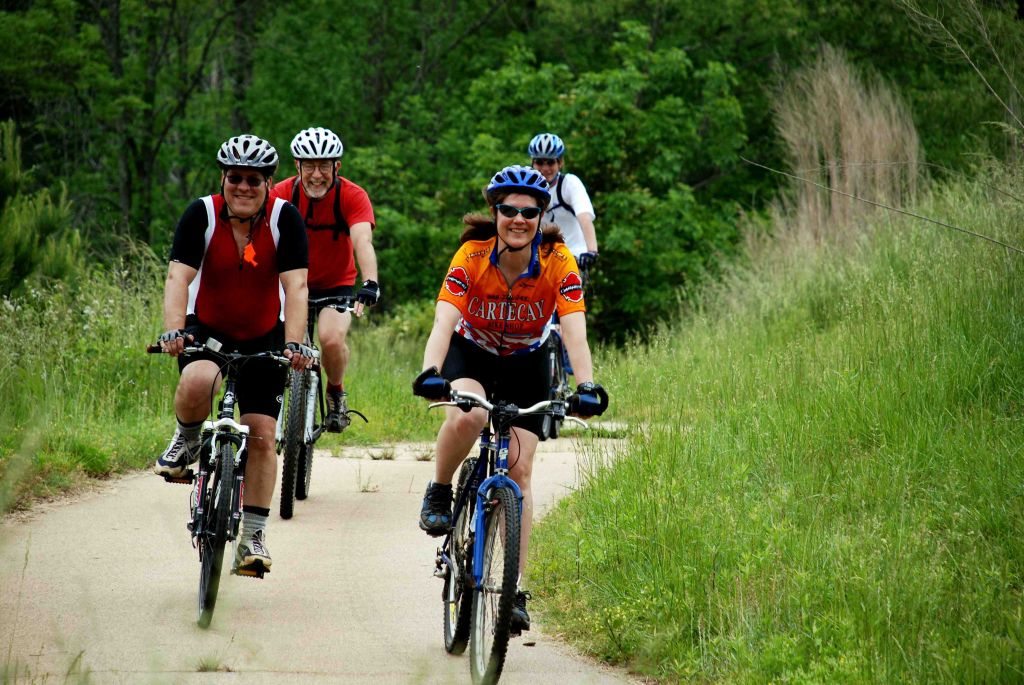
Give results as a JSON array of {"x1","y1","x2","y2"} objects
[{"x1": 412, "y1": 164, "x2": 608, "y2": 633}]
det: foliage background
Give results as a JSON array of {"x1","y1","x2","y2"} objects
[
  {"x1": 3, "y1": 2, "x2": 1024, "y2": 682},
  {"x1": 1, "y1": 0, "x2": 1020, "y2": 339}
]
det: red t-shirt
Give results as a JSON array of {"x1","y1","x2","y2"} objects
[
  {"x1": 437, "y1": 237, "x2": 586, "y2": 356},
  {"x1": 270, "y1": 176, "x2": 375, "y2": 289}
]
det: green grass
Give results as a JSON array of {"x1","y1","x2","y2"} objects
[
  {"x1": 530, "y1": 167, "x2": 1024, "y2": 683},
  {"x1": 0, "y1": 247, "x2": 442, "y2": 511},
  {"x1": 5, "y1": 166, "x2": 1023, "y2": 683}
]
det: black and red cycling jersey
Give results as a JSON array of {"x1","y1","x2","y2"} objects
[{"x1": 169, "y1": 194, "x2": 307, "y2": 341}]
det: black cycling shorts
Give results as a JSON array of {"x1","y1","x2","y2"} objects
[
  {"x1": 179, "y1": 315, "x2": 287, "y2": 418},
  {"x1": 309, "y1": 285, "x2": 355, "y2": 319},
  {"x1": 440, "y1": 333, "x2": 550, "y2": 439}
]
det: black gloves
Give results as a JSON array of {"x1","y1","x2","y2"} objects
[
  {"x1": 577, "y1": 252, "x2": 598, "y2": 271},
  {"x1": 413, "y1": 366, "x2": 451, "y2": 400},
  {"x1": 159, "y1": 329, "x2": 187, "y2": 343},
  {"x1": 357, "y1": 280, "x2": 380, "y2": 306},
  {"x1": 568, "y1": 381, "x2": 608, "y2": 417},
  {"x1": 285, "y1": 341, "x2": 316, "y2": 358}
]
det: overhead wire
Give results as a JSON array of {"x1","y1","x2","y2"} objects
[{"x1": 740, "y1": 156, "x2": 1024, "y2": 255}]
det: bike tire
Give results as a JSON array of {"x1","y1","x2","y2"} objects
[
  {"x1": 469, "y1": 486, "x2": 520, "y2": 684},
  {"x1": 295, "y1": 373, "x2": 315, "y2": 500},
  {"x1": 279, "y1": 369, "x2": 306, "y2": 519},
  {"x1": 197, "y1": 442, "x2": 234, "y2": 629},
  {"x1": 543, "y1": 336, "x2": 566, "y2": 440},
  {"x1": 443, "y1": 457, "x2": 477, "y2": 654}
]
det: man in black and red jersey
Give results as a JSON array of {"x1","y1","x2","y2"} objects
[
  {"x1": 270, "y1": 127, "x2": 379, "y2": 433},
  {"x1": 154, "y1": 134, "x2": 314, "y2": 573}
]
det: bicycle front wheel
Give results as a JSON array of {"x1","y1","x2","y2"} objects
[
  {"x1": 542, "y1": 335, "x2": 566, "y2": 440},
  {"x1": 279, "y1": 369, "x2": 307, "y2": 519},
  {"x1": 443, "y1": 458, "x2": 477, "y2": 654},
  {"x1": 469, "y1": 486, "x2": 520, "y2": 684},
  {"x1": 197, "y1": 442, "x2": 234, "y2": 629}
]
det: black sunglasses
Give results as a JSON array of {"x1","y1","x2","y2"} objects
[
  {"x1": 226, "y1": 173, "x2": 266, "y2": 188},
  {"x1": 495, "y1": 204, "x2": 543, "y2": 220},
  {"x1": 532, "y1": 158, "x2": 559, "y2": 166}
]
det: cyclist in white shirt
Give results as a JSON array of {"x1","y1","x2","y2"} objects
[{"x1": 528, "y1": 133, "x2": 598, "y2": 276}]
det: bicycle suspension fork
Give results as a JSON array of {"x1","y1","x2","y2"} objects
[
  {"x1": 304, "y1": 367, "x2": 319, "y2": 443},
  {"x1": 470, "y1": 432, "x2": 524, "y2": 587}
]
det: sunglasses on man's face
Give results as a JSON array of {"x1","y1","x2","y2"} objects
[
  {"x1": 495, "y1": 203, "x2": 543, "y2": 220},
  {"x1": 226, "y1": 173, "x2": 265, "y2": 188}
]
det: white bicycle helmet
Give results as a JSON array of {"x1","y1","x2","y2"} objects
[
  {"x1": 216, "y1": 134, "x2": 278, "y2": 174},
  {"x1": 527, "y1": 133, "x2": 565, "y2": 159},
  {"x1": 291, "y1": 127, "x2": 344, "y2": 160}
]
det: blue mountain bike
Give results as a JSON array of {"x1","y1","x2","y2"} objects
[{"x1": 430, "y1": 390, "x2": 586, "y2": 684}]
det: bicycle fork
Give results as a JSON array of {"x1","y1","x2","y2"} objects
[
  {"x1": 470, "y1": 477, "x2": 523, "y2": 585},
  {"x1": 304, "y1": 369, "x2": 319, "y2": 443}
]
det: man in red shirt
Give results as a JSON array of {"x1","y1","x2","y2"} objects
[
  {"x1": 155, "y1": 134, "x2": 314, "y2": 573},
  {"x1": 271, "y1": 127, "x2": 379, "y2": 432}
]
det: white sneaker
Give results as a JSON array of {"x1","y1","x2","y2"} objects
[
  {"x1": 235, "y1": 529, "x2": 272, "y2": 570},
  {"x1": 154, "y1": 428, "x2": 201, "y2": 477}
]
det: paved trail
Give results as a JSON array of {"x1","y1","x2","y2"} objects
[{"x1": 1, "y1": 437, "x2": 633, "y2": 684}]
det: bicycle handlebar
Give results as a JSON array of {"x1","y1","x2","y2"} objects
[
  {"x1": 308, "y1": 294, "x2": 357, "y2": 313},
  {"x1": 428, "y1": 389, "x2": 588, "y2": 427},
  {"x1": 146, "y1": 338, "x2": 298, "y2": 365}
]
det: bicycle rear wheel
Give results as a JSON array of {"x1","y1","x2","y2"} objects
[
  {"x1": 197, "y1": 442, "x2": 234, "y2": 629},
  {"x1": 443, "y1": 458, "x2": 477, "y2": 654},
  {"x1": 279, "y1": 369, "x2": 307, "y2": 519},
  {"x1": 469, "y1": 486, "x2": 520, "y2": 684},
  {"x1": 295, "y1": 374, "x2": 317, "y2": 500}
]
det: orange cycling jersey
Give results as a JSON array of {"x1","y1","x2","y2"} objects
[{"x1": 437, "y1": 236, "x2": 586, "y2": 355}]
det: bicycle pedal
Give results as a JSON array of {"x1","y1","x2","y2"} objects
[
  {"x1": 232, "y1": 564, "x2": 268, "y2": 579},
  {"x1": 161, "y1": 471, "x2": 194, "y2": 485}
]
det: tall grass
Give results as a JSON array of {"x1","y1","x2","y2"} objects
[
  {"x1": 0, "y1": 242, "x2": 171, "y2": 509},
  {"x1": 530, "y1": 50, "x2": 1024, "y2": 683}
]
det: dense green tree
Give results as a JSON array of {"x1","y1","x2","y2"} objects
[
  {"x1": 0, "y1": 121, "x2": 83, "y2": 295},
  {"x1": 1, "y1": 0, "x2": 1021, "y2": 339}
]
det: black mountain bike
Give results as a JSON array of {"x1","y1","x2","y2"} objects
[
  {"x1": 430, "y1": 390, "x2": 586, "y2": 684},
  {"x1": 276, "y1": 294, "x2": 367, "y2": 519},
  {"x1": 541, "y1": 330, "x2": 572, "y2": 440},
  {"x1": 149, "y1": 338, "x2": 289, "y2": 628},
  {"x1": 542, "y1": 261, "x2": 593, "y2": 440}
]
